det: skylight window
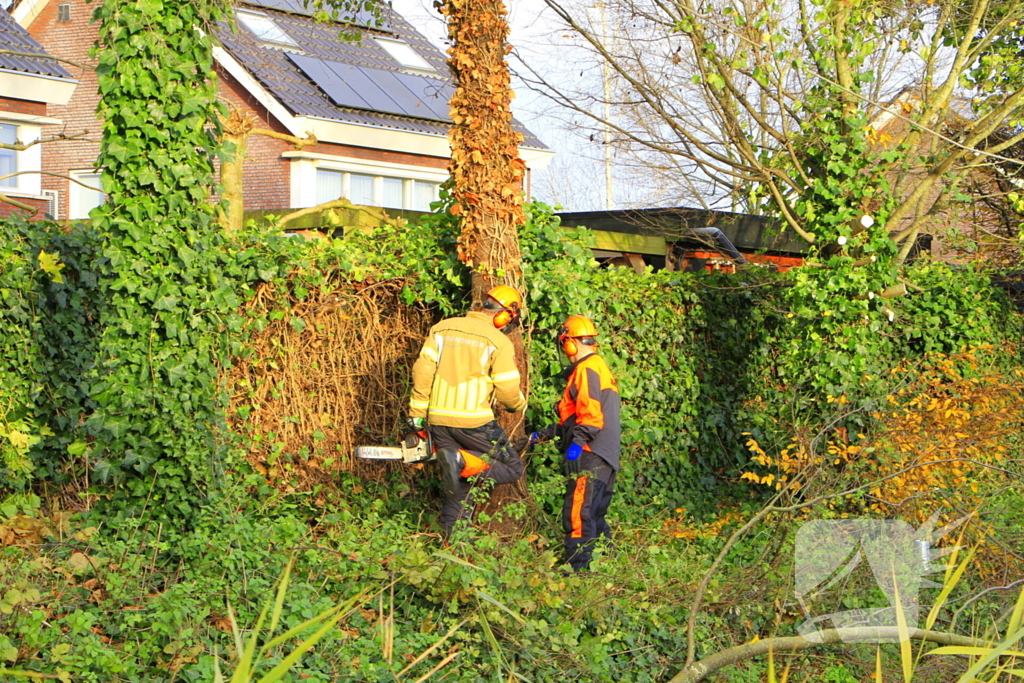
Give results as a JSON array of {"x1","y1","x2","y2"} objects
[
  {"x1": 374, "y1": 37, "x2": 434, "y2": 73},
  {"x1": 237, "y1": 10, "x2": 298, "y2": 47}
]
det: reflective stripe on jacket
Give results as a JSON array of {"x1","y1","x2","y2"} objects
[
  {"x1": 557, "y1": 353, "x2": 621, "y2": 470},
  {"x1": 410, "y1": 311, "x2": 526, "y2": 428}
]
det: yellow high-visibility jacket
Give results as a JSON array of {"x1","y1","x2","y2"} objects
[{"x1": 409, "y1": 312, "x2": 527, "y2": 428}]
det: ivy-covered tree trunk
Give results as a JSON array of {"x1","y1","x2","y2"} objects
[
  {"x1": 441, "y1": 0, "x2": 532, "y2": 526},
  {"x1": 89, "y1": 0, "x2": 242, "y2": 517},
  {"x1": 442, "y1": 0, "x2": 527, "y2": 285}
]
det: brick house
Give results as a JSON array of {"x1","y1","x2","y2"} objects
[
  {"x1": 12, "y1": 0, "x2": 551, "y2": 220},
  {"x1": 864, "y1": 92, "x2": 1023, "y2": 265},
  {"x1": 0, "y1": 8, "x2": 76, "y2": 219}
]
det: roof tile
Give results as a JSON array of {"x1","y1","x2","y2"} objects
[
  {"x1": 217, "y1": 3, "x2": 546, "y2": 149},
  {"x1": 0, "y1": 9, "x2": 75, "y2": 80}
]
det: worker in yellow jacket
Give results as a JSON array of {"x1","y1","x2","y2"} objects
[{"x1": 408, "y1": 285, "x2": 528, "y2": 538}]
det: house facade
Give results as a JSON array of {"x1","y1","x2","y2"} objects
[
  {"x1": 865, "y1": 92, "x2": 1022, "y2": 265},
  {"x1": 12, "y1": 0, "x2": 551, "y2": 220},
  {"x1": 0, "y1": 7, "x2": 76, "y2": 219}
]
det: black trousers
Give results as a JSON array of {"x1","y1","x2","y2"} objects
[
  {"x1": 429, "y1": 421, "x2": 524, "y2": 536},
  {"x1": 561, "y1": 451, "x2": 616, "y2": 571}
]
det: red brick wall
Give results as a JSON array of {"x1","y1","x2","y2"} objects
[
  {"x1": 216, "y1": 68, "x2": 448, "y2": 211},
  {"x1": 27, "y1": 0, "x2": 103, "y2": 220},
  {"x1": 0, "y1": 196, "x2": 48, "y2": 219},
  {"x1": 216, "y1": 69, "x2": 292, "y2": 210},
  {"x1": 27, "y1": 0, "x2": 451, "y2": 216},
  {"x1": 0, "y1": 96, "x2": 47, "y2": 116}
]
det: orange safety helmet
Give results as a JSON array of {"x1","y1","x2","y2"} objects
[
  {"x1": 558, "y1": 315, "x2": 598, "y2": 356},
  {"x1": 486, "y1": 285, "x2": 523, "y2": 329}
]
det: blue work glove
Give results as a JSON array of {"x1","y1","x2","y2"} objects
[
  {"x1": 531, "y1": 425, "x2": 559, "y2": 444},
  {"x1": 565, "y1": 442, "x2": 584, "y2": 475}
]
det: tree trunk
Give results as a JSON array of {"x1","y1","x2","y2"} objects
[
  {"x1": 442, "y1": 0, "x2": 531, "y2": 533},
  {"x1": 218, "y1": 109, "x2": 253, "y2": 234}
]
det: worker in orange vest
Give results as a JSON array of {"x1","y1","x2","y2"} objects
[{"x1": 532, "y1": 315, "x2": 621, "y2": 571}]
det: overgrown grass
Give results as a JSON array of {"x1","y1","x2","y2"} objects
[{"x1": 2, "y1": 460, "x2": 1021, "y2": 682}]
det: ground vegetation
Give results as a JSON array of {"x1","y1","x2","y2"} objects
[
  {"x1": 2, "y1": 197, "x2": 1022, "y2": 681},
  {"x1": 0, "y1": 0, "x2": 1022, "y2": 678}
]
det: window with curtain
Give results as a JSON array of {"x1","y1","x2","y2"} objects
[
  {"x1": 349, "y1": 174, "x2": 375, "y2": 206},
  {"x1": 413, "y1": 180, "x2": 439, "y2": 212},
  {"x1": 0, "y1": 124, "x2": 17, "y2": 189},
  {"x1": 316, "y1": 169, "x2": 343, "y2": 205},
  {"x1": 71, "y1": 172, "x2": 104, "y2": 219},
  {"x1": 382, "y1": 177, "x2": 403, "y2": 208},
  {"x1": 314, "y1": 167, "x2": 443, "y2": 211}
]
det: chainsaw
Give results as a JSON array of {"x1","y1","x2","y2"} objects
[{"x1": 355, "y1": 430, "x2": 435, "y2": 464}]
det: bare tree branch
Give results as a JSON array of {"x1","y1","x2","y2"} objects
[
  {"x1": 672, "y1": 627, "x2": 991, "y2": 683},
  {"x1": 0, "y1": 130, "x2": 95, "y2": 152}
]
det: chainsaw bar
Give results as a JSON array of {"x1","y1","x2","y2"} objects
[{"x1": 355, "y1": 443, "x2": 434, "y2": 464}]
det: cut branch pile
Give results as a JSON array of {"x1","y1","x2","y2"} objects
[{"x1": 227, "y1": 278, "x2": 434, "y2": 490}]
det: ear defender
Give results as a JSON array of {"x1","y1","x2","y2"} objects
[
  {"x1": 486, "y1": 286, "x2": 523, "y2": 329},
  {"x1": 558, "y1": 316, "x2": 599, "y2": 355},
  {"x1": 491, "y1": 302, "x2": 519, "y2": 329}
]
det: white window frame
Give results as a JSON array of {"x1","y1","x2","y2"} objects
[
  {"x1": 0, "y1": 120, "x2": 43, "y2": 197},
  {"x1": 287, "y1": 152, "x2": 447, "y2": 211},
  {"x1": 373, "y1": 37, "x2": 435, "y2": 74},
  {"x1": 236, "y1": 10, "x2": 299, "y2": 49},
  {"x1": 68, "y1": 170, "x2": 104, "y2": 219}
]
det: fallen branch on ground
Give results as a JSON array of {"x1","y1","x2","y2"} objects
[{"x1": 669, "y1": 627, "x2": 988, "y2": 683}]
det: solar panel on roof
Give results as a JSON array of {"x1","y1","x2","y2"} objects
[
  {"x1": 287, "y1": 53, "x2": 371, "y2": 110},
  {"x1": 391, "y1": 71, "x2": 452, "y2": 120},
  {"x1": 327, "y1": 62, "x2": 404, "y2": 114},
  {"x1": 361, "y1": 68, "x2": 436, "y2": 120},
  {"x1": 288, "y1": 53, "x2": 451, "y2": 123}
]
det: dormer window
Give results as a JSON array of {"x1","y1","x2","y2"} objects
[
  {"x1": 237, "y1": 10, "x2": 298, "y2": 48},
  {"x1": 374, "y1": 37, "x2": 434, "y2": 73}
]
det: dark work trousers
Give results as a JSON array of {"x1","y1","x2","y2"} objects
[
  {"x1": 429, "y1": 421, "x2": 525, "y2": 536},
  {"x1": 561, "y1": 451, "x2": 616, "y2": 571}
]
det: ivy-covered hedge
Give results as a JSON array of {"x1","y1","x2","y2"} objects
[
  {"x1": 0, "y1": 219, "x2": 101, "y2": 511},
  {"x1": 520, "y1": 204, "x2": 1022, "y2": 517},
  {"x1": 0, "y1": 216, "x2": 291, "y2": 511},
  {"x1": 1, "y1": 194, "x2": 1021, "y2": 683},
  {"x1": 2, "y1": 197, "x2": 1021, "y2": 521}
]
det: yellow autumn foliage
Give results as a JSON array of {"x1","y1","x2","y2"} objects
[{"x1": 741, "y1": 349, "x2": 1024, "y2": 528}]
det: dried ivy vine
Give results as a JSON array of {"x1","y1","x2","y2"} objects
[{"x1": 441, "y1": 0, "x2": 526, "y2": 291}]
